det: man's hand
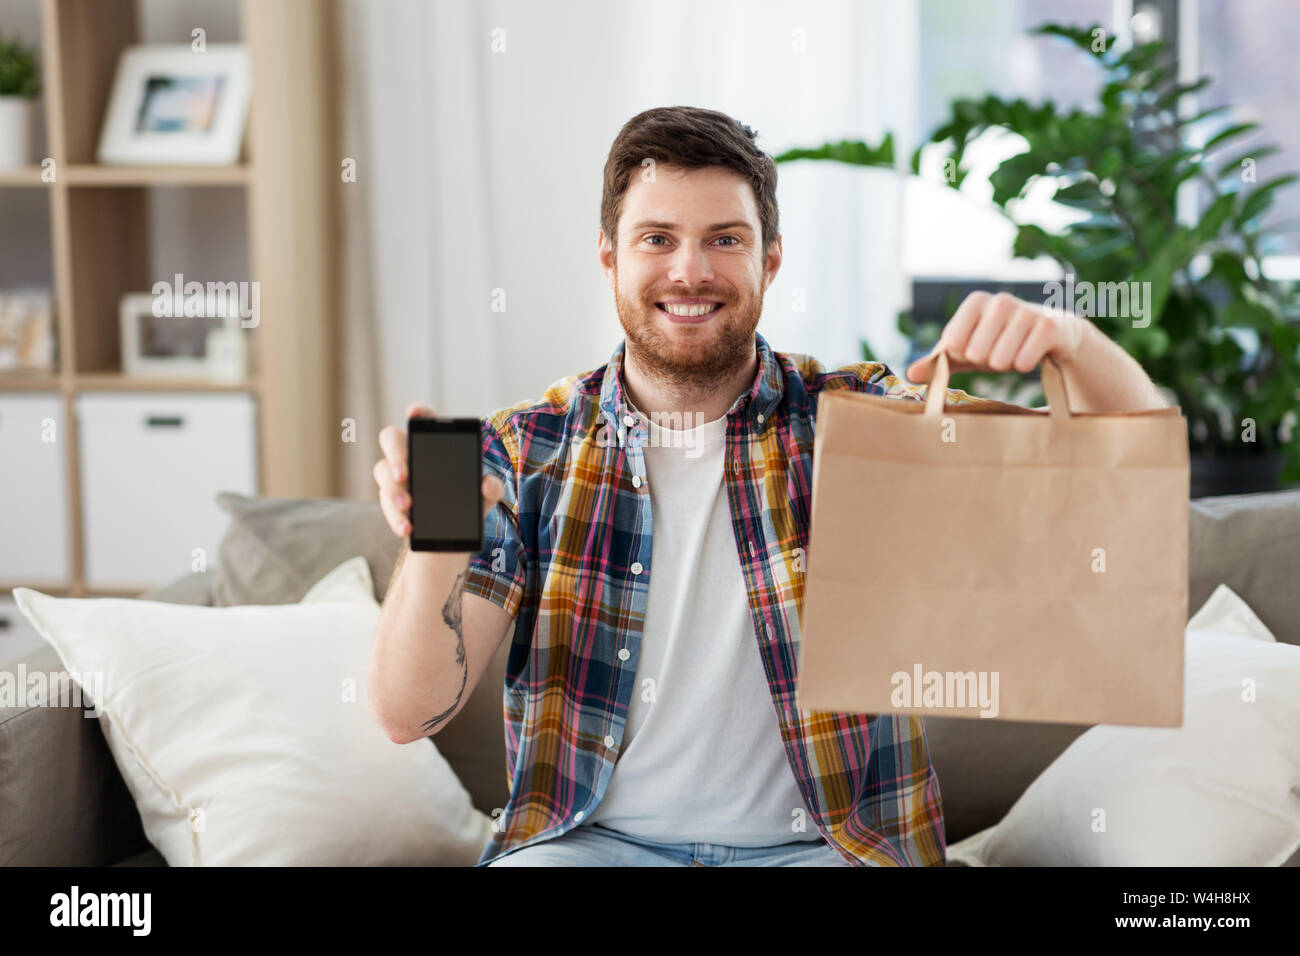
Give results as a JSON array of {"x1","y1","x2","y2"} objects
[
  {"x1": 903, "y1": 291, "x2": 1166, "y2": 414},
  {"x1": 905, "y1": 291, "x2": 1088, "y2": 384},
  {"x1": 374, "y1": 402, "x2": 504, "y2": 540}
]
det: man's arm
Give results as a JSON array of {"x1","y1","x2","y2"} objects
[
  {"x1": 370, "y1": 543, "x2": 512, "y2": 744},
  {"x1": 1050, "y1": 318, "x2": 1167, "y2": 413},
  {"x1": 904, "y1": 291, "x2": 1168, "y2": 414},
  {"x1": 369, "y1": 403, "x2": 515, "y2": 745}
]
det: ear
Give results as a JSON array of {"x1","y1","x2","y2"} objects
[
  {"x1": 598, "y1": 230, "x2": 616, "y2": 290},
  {"x1": 762, "y1": 235, "x2": 783, "y2": 291}
]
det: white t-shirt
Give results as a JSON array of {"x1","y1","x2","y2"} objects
[{"x1": 586, "y1": 405, "x2": 820, "y2": 845}]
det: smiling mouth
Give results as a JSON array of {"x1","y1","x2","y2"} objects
[{"x1": 655, "y1": 301, "x2": 726, "y2": 322}]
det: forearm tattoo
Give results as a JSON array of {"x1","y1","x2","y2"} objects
[{"x1": 420, "y1": 570, "x2": 469, "y2": 734}]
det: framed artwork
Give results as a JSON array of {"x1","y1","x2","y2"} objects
[
  {"x1": 118, "y1": 292, "x2": 248, "y2": 381},
  {"x1": 97, "y1": 45, "x2": 251, "y2": 165}
]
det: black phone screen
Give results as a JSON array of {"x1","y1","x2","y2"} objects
[{"x1": 408, "y1": 418, "x2": 483, "y2": 551}]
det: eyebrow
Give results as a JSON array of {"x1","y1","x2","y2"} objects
[{"x1": 627, "y1": 219, "x2": 755, "y2": 233}]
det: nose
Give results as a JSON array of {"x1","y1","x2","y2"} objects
[{"x1": 665, "y1": 239, "x2": 715, "y2": 289}]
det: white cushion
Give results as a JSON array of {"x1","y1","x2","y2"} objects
[
  {"x1": 14, "y1": 557, "x2": 492, "y2": 866},
  {"x1": 947, "y1": 584, "x2": 1300, "y2": 866}
]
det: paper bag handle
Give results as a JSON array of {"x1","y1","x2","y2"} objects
[{"x1": 924, "y1": 349, "x2": 1072, "y2": 420}]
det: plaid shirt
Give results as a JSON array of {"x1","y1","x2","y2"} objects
[{"x1": 465, "y1": 332, "x2": 995, "y2": 866}]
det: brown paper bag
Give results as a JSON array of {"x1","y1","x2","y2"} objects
[{"x1": 796, "y1": 351, "x2": 1189, "y2": 726}]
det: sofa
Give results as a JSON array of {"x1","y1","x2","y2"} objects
[{"x1": 3, "y1": 487, "x2": 1298, "y2": 866}]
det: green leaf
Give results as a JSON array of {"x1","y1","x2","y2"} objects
[
  {"x1": 1100, "y1": 81, "x2": 1126, "y2": 114},
  {"x1": 1142, "y1": 326, "x2": 1172, "y2": 358},
  {"x1": 1224, "y1": 300, "x2": 1278, "y2": 330},
  {"x1": 1131, "y1": 228, "x2": 1197, "y2": 322},
  {"x1": 1155, "y1": 76, "x2": 1213, "y2": 111},
  {"x1": 1238, "y1": 174, "x2": 1300, "y2": 225},
  {"x1": 953, "y1": 100, "x2": 984, "y2": 125},
  {"x1": 1011, "y1": 224, "x2": 1053, "y2": 260},
  {"x1": 773, "y1": 134, "x2": 895, "y2": 168},
  {"x1": 1195, "y1": 193, "x2": 1236, "y2": 241},
  {"x1": 1206, "y1": 252, "x2": 1251, "y2": 291},
  {"x1": 1200, "y1": 122, "x2": 1260, "y2": 154},
  {"x1": 1216, "y1": 146, "x2": 1280, "y2": 179},
  {"x1": 1032, "y1": 23, "x2": 1110, "y2": 59},
  {"x1": 989, "y1": 152, "x2": 1043, "y2": 205},
  {"x1": 1273, "y1": 322, "x2": 1300, "y2": 358},
  {"x1": 0, "y1": 33, "x2": 41, "y2": 98},
  {"x1": 1072, "y1": 234, "x2": 1138, "y2": 264},
  {"x1": 1210, "y1": 335, "x2": 1245, "y2": 368},
  {"x1": 1176, "y1": 104, "x2": 1232, "y2": 127},
  {"x1": 1094, "y1": 149, "x2": 1125, "y2": 179}
]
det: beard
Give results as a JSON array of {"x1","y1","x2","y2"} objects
[{"x1": 613, "y1": 267, "x2": 764, "y2": 393}]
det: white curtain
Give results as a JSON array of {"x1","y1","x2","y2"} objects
[{"x1": 336, "y1": 0, "x2": 918, "y2": 497}]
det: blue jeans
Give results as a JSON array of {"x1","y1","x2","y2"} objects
[{"x1": 486, "y1": 822, "x2": 854, "y2": 866}]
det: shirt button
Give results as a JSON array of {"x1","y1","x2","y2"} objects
[
  {"x1": 632, "y1": 475, "x2": 642, "y2": 488},
  {"x1": 623, "y1": 414, "x2": 635, "y2": 427},
  {"x1": 574, "y1": 810, "x2": 585, "y2": 822},
  {"x1": 631, "y1": 561, "x2": 644, "y2": 575},
  {"x1": 618, "y1": 648, "x2": 631, "y2": 661},
  {"x1": 603, "y1": 735, "x2": 616, "y2": 748},
  {"x1": 756, "y1": 413, "x2": 765, "y2": 424}
]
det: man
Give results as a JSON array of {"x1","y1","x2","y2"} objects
[{"x1": 369, "y1": 106, "x2": 1166, "y2": 867}]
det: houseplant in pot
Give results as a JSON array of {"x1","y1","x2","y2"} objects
[
  {"x1": 776, "y1": 22, "x2": 1300, "y2": 495},
  {"x1": 0, "y1": 33, "x2": 40, "y2": 170}
]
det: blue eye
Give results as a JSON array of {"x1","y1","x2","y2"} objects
[{"x1": 643, "y1": 234, "x2": 741, "y2": 247}]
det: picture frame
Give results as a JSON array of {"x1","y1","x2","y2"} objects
[
  {"x1": 0, "y1": 289, "x2": 56, "y2": 373},
  {"x1": 97, "y1": 44, "x2": 251, "y2": 165},
  {"x1": 118, "y1": 292, "x2": 248, "y2": 381}
]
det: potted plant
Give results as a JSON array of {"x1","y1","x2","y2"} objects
[
  {"x1": 776, "y1": 22, "x2": 1300, "y2": 494},
  {"x1": 0, "y1": 33, "x2": 40, "y2": 170}
]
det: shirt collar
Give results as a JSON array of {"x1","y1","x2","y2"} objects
[{"x1": 599, "y1": 332, "x2": 785, "y2": 436}]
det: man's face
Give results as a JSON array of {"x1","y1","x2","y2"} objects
[{"x1": 600, "y1": 165, "x2": 782, "y2": 389}]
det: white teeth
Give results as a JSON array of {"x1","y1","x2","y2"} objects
[{"x1": 660, "y1": 302, "x2": 721, "y2": 317}]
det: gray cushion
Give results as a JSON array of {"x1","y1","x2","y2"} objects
[
  {"x1": 1189, "y1": 489, "x2": 1300, "y2": 646},
  {"x1": 213, "y1": 493, "x2": 403, "y2": 606},
  {"x1": 211, "y1": 492, "x2": 511, "y2": 818},
  {"x1": 0, "y1": 643, "x2": 150, "y2": 865},
  {"x1": 143, "y1": 569, "x2": 217, "y2": 607},
  {"x1": 926, "y1": 717, "x2": 1091, "y2": 845}
]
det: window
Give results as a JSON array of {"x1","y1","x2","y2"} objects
[
  {"x1": 908, "y1": 0, "x2": 1116, "y2": 279},
  {"x1": 1195, "y1": 0, "x2": 1300, "y2": 256},
  {"x1": 909, "y1": 0, "x2": 1300, "y2": 276},
  {"x1": 917, "y1": 0, "x2": 1115, "y2": 136}
]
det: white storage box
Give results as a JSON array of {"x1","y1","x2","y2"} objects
[
  {"x1": 0, "y1": 394, "x2": 71, "y2": 585},
  {"x1": 0, "y1": 593, "x2": 50, "y2": 664},
  {"x1": 76, "y1": 392, "x2": 258, "y2": 591}
]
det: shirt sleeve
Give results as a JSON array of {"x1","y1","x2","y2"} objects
[
  {"x1": 869, "y1": 363, "x2": 1000, "y2": 408},
  {"x1": 462, "y1": 416, "x2": 527, "y2": 619}
]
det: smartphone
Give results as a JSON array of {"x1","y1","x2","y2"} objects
[{"x1": 407, "y1": 417, "x2": 484, "y2": 552}]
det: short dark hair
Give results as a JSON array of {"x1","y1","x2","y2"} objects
[{"x1": 601, "y1": 106, "x2": 779, "y2": 262}]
